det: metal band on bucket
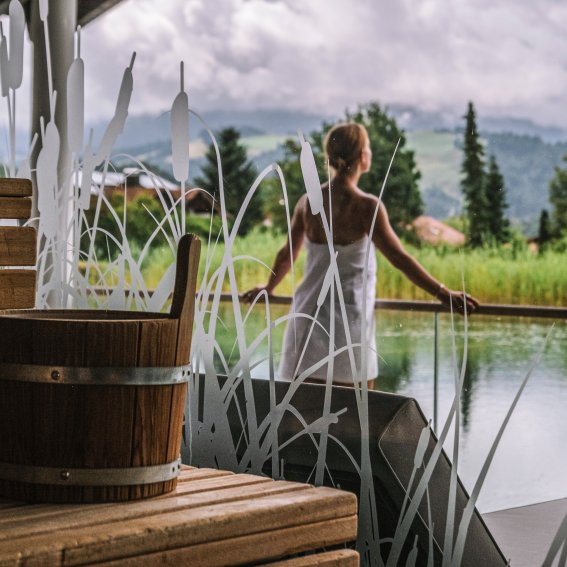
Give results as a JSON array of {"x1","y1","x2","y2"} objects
[
  {"x1": 0, "y1": 363, "x2": 191, "y2": 385},
  {"x1": 0, "y1": 458, "x2": 182, "y2": 486}
]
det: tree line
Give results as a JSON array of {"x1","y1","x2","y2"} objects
[
  {"x1": 195, "y1": 103, "x2": 424, "y2": 238},
  {"x1": 117, "y1": 102, "x2": 567, "y2": 250}
]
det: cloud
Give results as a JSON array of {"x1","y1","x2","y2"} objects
[{"x1": 76, "y1": 0, "x2": 567, "y2": 127}]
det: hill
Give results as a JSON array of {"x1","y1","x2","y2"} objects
[
  {"x1": 4, "y1": 105, "x2": 567, "y2": 233},
  {"x1": 405, "y1": 130, "x2": 567, "y2": 228},
  {"x1": 113, "y1": 124, "x2": 567, "y2": 233}
]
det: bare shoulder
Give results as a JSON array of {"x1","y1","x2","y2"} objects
[
  {"x1": 293, "y1": 194, "x2": 308, "y2": 218},
  {"x1": 356, "y1": 191, "x2": 386, "y2": 228},
  {"x1": 295, "y1": 193, "x2": 308, "y2": 209},
  {"x1": 290, "y1": 194, "x2": 308, "y2": 228}
]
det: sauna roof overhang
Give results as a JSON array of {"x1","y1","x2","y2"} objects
[{"x1": 0, "y1": 0, "x2": 126, "y2": 27}]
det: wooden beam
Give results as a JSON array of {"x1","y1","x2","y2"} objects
[
  {"x1": 0, "y1": 197, "x2": 32, "y2": 220},
  {"x1": 0, "y1": 0, "x2": 126, "y2": 27},
  {"x1": 0, "y1": 178, "x2": 32, "y2": 197},
  {"x1": 0, "y1": 269, "x2": 36, "y2": 309},
  {"x1": 0, "y1": 227, "x2": 37, "y2": 266}
]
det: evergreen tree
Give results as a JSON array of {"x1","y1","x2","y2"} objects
[
  {"x1": 350, "y1": 103, "x2": 423, "y2": 230},
  {"x1": 549, "y1": 156, "x2": 567, "y2": 235},
  {"x1": 263, "y1": 104, "x2": 423, "y2": 233},
  {"x1": 261, "y1": 138, "x2": 321, "y2": 232},
  {"x1": 538, "y1": 209, "x2": 551, "y2": 252},
  {"x1": 194, "y1": 127, "x2": 261, "y2": 235},
  {"x1": 485, "y1": 154, "x2": 509, "y2": 243},
  {"x1": 461, "y1": 102, "x2": 488, "y2": 247}
]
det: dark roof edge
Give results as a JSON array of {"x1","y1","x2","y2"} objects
[{"x1": 0, "y1": 0, "x2": 126, "y2": 27}]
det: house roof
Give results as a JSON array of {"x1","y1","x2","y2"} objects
[
  {"x1": 78, "y1": 169, "x2": 220, "y2": 213},
  {"x1": 78, "y1": 169, "x2": 178, "y2": 194},
  {"x1": 0, "y1": 0, "x2": 126, "y2": 27},
  {"x1": 410, "y1": 215, "x2": 466, "y2": 246}
]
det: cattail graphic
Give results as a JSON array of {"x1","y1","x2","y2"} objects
[
  {"x1": 171, "y1": 61, "x2": 189, "y2": 184},
  {"x1": 171, "y1": 61, "x2": 189, "y2": 235},
  {"x1": 298, "y1": 130, "x2": 323, "y2": 216},
  {"x1": 7, "y1": 0, "x2": 25, "y2": 90},
  {"x1": 414, "y1": 420, "x2": 432, "y2": 469},
  {"x1": 67, "y1": 26, "x2": 84, "y2": 155}
]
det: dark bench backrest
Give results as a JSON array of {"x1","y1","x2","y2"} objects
[{"x1": 188, "y1": 376, "x2": 508, "y2": 566}]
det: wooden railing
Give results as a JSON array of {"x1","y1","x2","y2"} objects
[{"x1": 220, "y1": 293, "x2": 567, "y2": 320}]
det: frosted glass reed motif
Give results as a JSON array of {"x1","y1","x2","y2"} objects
[{"x1": 1, "y1": 2, "x2": 565, "y2": 565}]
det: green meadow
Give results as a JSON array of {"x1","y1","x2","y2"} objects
[{"x1": 140, "y1": 230, "x2": 567, "y2": 306}]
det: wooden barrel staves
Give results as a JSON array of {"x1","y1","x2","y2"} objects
[{"x1": 0, "y1": 234, "x2": 201, "y2": 503}]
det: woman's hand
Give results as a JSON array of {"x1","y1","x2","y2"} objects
[
  {"x1": 240, "y1": 286, "x2": 273, "y2": 304},
  {"x1": 437, "y1": 286, "x2": 479, "y2": 315}
]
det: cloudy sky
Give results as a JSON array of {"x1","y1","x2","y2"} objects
[
  {"x1": 2, "y1": 0, "x2": 566, "y2": 128},
  {"x1": 76, "y1": 0, "x2": 567, "y2": 127}
]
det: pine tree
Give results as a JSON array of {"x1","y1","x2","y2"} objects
[
  {"x1": 194, "y1": 127, "x2": 261, "y2": 235},
  {"x1": 262, "y1": 105, "x2": 423, "y2": 234},
  {"x1": 350, "y1": 103, "x2": 423, "y2": 230},
  {"x1": 261, "y1": 138, "x2": 313, "y2": 232},
  {"x1": 549, "y1": 156, "x2": 567, "y2": 235},
  {"x1": 461, "y1": 102, "x2": 488, "y2": 247},
  {"x1": 485, "y1": 155, "x2": 509, "y2": 243}
]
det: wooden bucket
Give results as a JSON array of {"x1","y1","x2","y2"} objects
[{"x1": 0, "y1": 234, "x2": 200, "y2": 503}]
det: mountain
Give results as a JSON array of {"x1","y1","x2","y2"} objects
[
  {"x1": 406, "y1": 130, "x2": 567, "y2": 229},
  {"x1": 88, "y1": 108, "x2": 335, "y2": 151},
  {"x1": 386, "y1": 103, "x2": 567, "y2": 143},
  {"x1": 4, "y1": 105, "x2": 567, "y2": 233}
]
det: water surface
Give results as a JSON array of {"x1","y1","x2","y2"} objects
[{"x1": 211, "y1": 304, "x2": 567, "y2": 513}]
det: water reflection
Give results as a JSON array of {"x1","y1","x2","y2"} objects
[{"x1": 210, "y1": 303, "x2": 567, "y2": 512}]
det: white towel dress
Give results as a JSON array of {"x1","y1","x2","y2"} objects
[{"x1": 278, "y1": 235, "x2": 377, "y2": 384}]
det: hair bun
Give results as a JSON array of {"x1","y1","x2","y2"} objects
[{"x1": 324, "y1": 122, "x2": 369, "y2": 174}]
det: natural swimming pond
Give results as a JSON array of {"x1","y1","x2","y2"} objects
[{"x1": 208, "y1": 304, "x2": 567, "y2": 513}]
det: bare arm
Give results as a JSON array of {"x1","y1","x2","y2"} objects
[
  {"x1": 241, "y1": 196, "x2": 306, "y2": 302},
  {"x1": 366, "y1": 198, "x2": 479, "y2": 314}
]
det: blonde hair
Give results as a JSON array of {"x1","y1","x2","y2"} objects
[{"x1": 324, "y1": 123, "x2": 369, "y2": 174}]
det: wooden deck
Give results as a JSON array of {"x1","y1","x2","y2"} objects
[
  {"x1": 0, "y1": 466, "x2": 359, "y2": 566},
  {"x1": 483, "y1": 497, "x2": 567, "y2": 567}
]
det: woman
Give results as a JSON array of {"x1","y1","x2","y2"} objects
[{"x1": 242, "y1": 123, "x2": 478, "y2": 388}]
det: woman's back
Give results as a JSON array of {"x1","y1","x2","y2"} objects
[
  {"x1": 242, "y1": 120, "x2": 479, "y2": 385},
  {"x1": 301, "y1": 182, "x2": 374, "y2": 246}
]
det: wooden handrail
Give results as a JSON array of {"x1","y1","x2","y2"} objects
[
  {"x1": 219, "y1": 293, "x2": 567, "y2": 320},
  {"x1": 91, "y1": 288, "x2": 567, "y2": 320}
]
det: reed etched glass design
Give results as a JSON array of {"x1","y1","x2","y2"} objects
[{"x1": 1, "y1": 2, "x2": 565, "y2": 564}]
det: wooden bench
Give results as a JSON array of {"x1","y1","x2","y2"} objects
[
  {"x1": 0, "y1": 466, "x2": 359, "y2": 565},
  {"x1": 208, "y1": 376, "x2": 508, "y2": 566},
  {"x1": 0, "y1": 178, "x2": 36, "y2": 310}
]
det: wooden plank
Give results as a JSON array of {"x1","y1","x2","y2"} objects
[
  {"x1": 265, "y1": 549, "x2": 360, "y2": 566},
  {"x1": 0, "y1": 486, "x2": 357, "y2": 564},
  {"x1": 483, "y1": 498, "x2": 567, "y2": 567},
  {"x1": 99, "y1": 516, "x2": 358, "y2": 567},
  {"x1": 0, "y1": 227, "x2": 36, "y2": 266},
  {"x1": 0, "y1": 270, "x2": 36, "y2": 309},
  {"x1": 0, "y1": 197, "x2": 32, "y2": 219},
  {"x1": 170, "y1": 234, "x2": 201, "y2": 365},
  {"x1": 172, "y1": 472, "x2": 271, "y2": 495},
  {"x1": 0, "y1": 500, "x2": 27, "y2": 510},
  {"x1": 0, "y1": 474, "x2": 272, "y2": 529},
  {"x1": 0, "y1": 479, "x2": 309, "y2": 541},
  {"x1": 0, "y1": 178, "x2": 32, "y2": 197},
  {"x1": 177, "y1": 467, "x2": 234, "y2": 482},
  {"x1": 0, "y1": 471, "x2": 230, "y2": 525}
]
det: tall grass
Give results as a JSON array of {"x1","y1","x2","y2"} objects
[
  {"x1": 376, "y1": 242, "x2": 567, "y2": 306},
  {"x1": 142, "y1": 229, "x2": 567, "y2": 306}
]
